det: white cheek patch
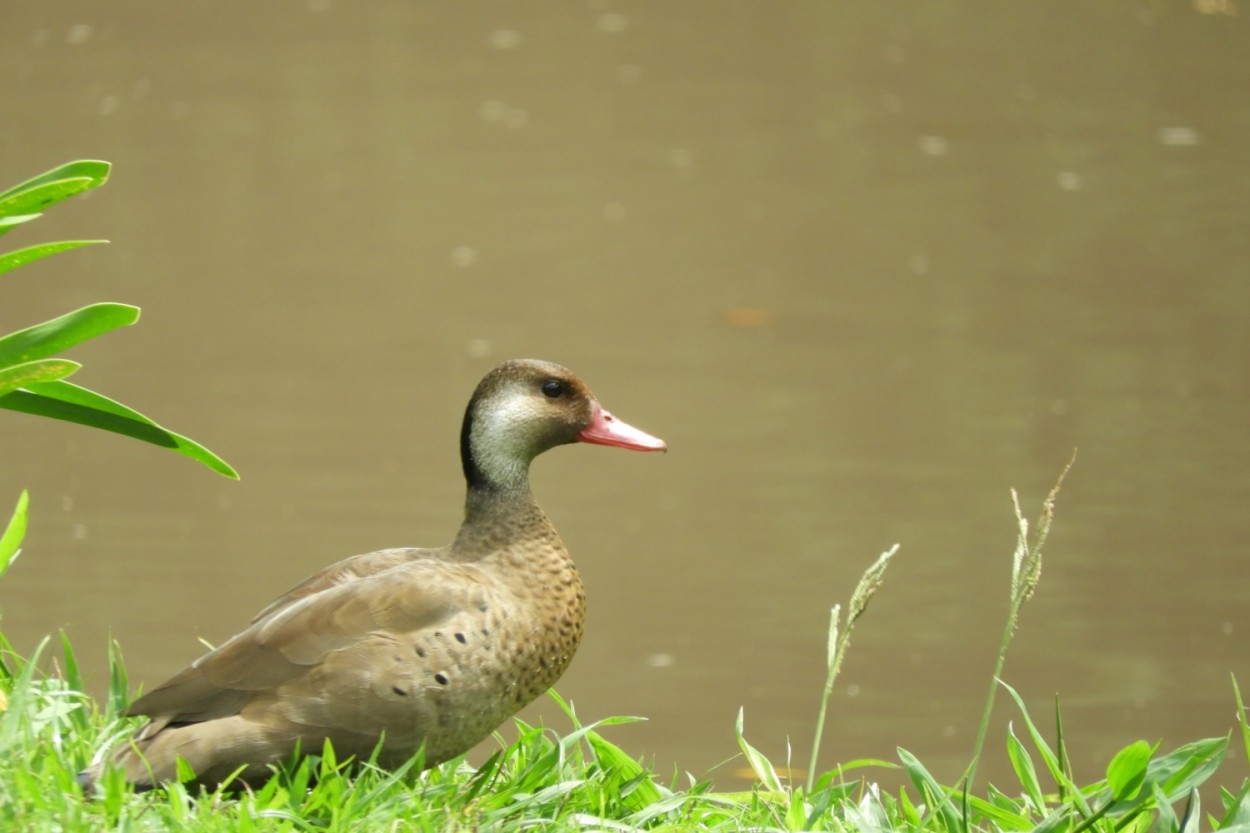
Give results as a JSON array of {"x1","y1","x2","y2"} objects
[{"x1": 471, "y1": 394, "x2": 544, "y2": 487}]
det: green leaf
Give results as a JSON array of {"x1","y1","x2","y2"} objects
[
  {"x1": 1234, "y1": 674, "x2": 1250, "y2": 771},
  {"x1": 0, "y1": 240, "x2": 108, "y2": 276},
  {"x1": 897, "y1": 747, "x2": 961, "y2": 833},
  {"x1": 1178, "y1": 787, "x2": 1200, "y2": 833},
  {"x1": 106, "y1": 639, "x2": 129, "y2": 717},
  {"x1": 585, "y1": 729, "x2": 663, "y2": 810},
  {"x1": 0, "y1": 214, "x2": 42, "y2": 232},
  {"x1": 1105, "y1": 740, "x2": 1153, "y2": 801},
  {"x1": 897, "y1": 785, "x2": 921, "y2": 827},
  {"x1": 0, "y1": 380, "x2": 238, "y2": 479},
  {"x1": 1105, "y1": 736, "x2": 1228, "y2": 816},
  {"x1": 1217, "y1": 781, "x2": 1250, "y2": 829},
  {"x1": 1006, "y1": 721, "x2": 1045, "y2": 814},
  {"x1": 174, "y1": 756, "x2": 197, "y2": 784},
  {"x1": 0, "y1": 177, "x2": 98, "y2": 234},
  {"x1": 1153, "y1": 782, "x2": 1179, "y2": 833},
  {"x1": 999, "y1": 680, "x2": 1077, "y2": 801},
  {"x1": 736, "y1": 708, "x2": 784, "y2": 793},
  {"x1": 1152, "y1": 737, "x2": 1228, "y2": 801},
  {"x1": 963, "y1": 792, "x2": 1033, "y2": 831},
  {"x1": 1033, "y1": 807, "x2": 1076, "y2": 833},
  {"x1": 0, "y1": 160, "x2": 110, "y2": 211},
  {"x1": 0, "y1": 160, "x2": 109, "y2": 241},
  {"x1": 0, "y1": 637, "x2": 48, "y2": 753},
  {"x1": 0, "y1": 303, "x2": 139, "y2": 368},
  {"x1": 0, "y1": 358, "x2": 80, "y2": 397},
  {"x1": 782, "y1": 788, "x2": 807, "y2": 831},
  {"x1": 0, "y1": 489, "x2": 28, "y2": 579}
]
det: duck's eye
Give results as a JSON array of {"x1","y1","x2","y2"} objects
[{"x1": 541, "y1": 380, "x2": 565, "y2": 399}]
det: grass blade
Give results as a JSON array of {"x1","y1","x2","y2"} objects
[
  {"x1": 1005, "y1": 721, "x2": 1045, "y2": 814},
  {"x1": 1177, "y1": 788, "x2": 1200, "y2": 833},
  {"x1": 585, "y1": 726, "x2": 664, "y2": 811},
  {"x1": 736, "y1": 708, "x2": 784, "y2": 794},
  {"x1": 1153, "y1": 782, "x2": 1179, "y2": 833},
  {"x1": 57, "y1": 631, "x2": 84, "y2": 692},
  {"x1": 1234, "y1": 674, "x2": 1249, "y2": 771},
  {"x1": 897, "y1": 785, "x2": 922, "y2": 827},
  {"x1": 898, "y1": 747, "x2": 962, "y2": 833},
  {"x1": 0, "y1": 637, "x2": 49, "y2": 753},
  {"x1": 1216, "y1": 781, "x2": 1250, "y2": 829},
  {"x1": 106, "y1": 640, "x2": 130, "y2": 717},
  {"x1": 963, "y1": 792, "x2": 1032, "y2": 831},
  {"x1": 0, "y1": 489, "x2": 29, "y2": 579},
  {"x1": 1151, "y1": 737, "x2": 1228, "y2": 802},
  {"x1": 998, "y1": 681, "x2": 1065, "y2": 790}
]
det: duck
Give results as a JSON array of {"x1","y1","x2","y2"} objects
[{"x1": 78, "y1": 359, "x2": 665, "y2": 790}]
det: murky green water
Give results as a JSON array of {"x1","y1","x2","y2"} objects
[{"x1": 2, "y1": 2, "x2": 1248, "y2": 788}]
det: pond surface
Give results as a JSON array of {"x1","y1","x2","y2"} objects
[{"x1": 2, "y1": 2, "x2": 1248, "y2": 789}]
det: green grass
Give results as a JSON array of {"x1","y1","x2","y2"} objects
[{"x1": 2, "y1": 471, "x2": 1248, "y2": 832}]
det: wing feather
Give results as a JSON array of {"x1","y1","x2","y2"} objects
[{"x1": 125, "y1": 554, "x2": 470, "y2": 725}]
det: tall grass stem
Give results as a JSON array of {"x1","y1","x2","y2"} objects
[
  {"x1": 806, "y1": 543, "x2": 899, "y2": 793},
  {"x1": 963, "y1": 452, "x2": 1075, "y2": 789}
]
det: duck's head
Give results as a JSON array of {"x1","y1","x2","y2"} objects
[{"x1": 460, "y1": 359, "x2": 666, "y2": 492}]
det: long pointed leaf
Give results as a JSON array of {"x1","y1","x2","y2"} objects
[
  {"x1": 0, "y1": 380, "x2": 238, "y2": 478},
  {"x1": 1217, "y1": 781, "x2": 1250, "y2": 829},
  {"x1": 0, "y1": 160, "x2": 110, "y2": 207},
  {"x1": 1104, "y1": 736, "x2": 1228, "y2": 816},
  {"x1": 0, "y1": 161, "x2": 109, "y2": 242},
  {"x1": 999, "y1": 680, "x2": 1067, "y2": 789},
  {"x1": 963, "y1": 792, "x2": 1033, "y2": 831},
  {"x1": 0, "y1": 176, "x2": 99, "y2": 228},
  {"x1": 585, "y1": 729, "x2": 664, "y2": 810},
  {"x1": 1152, "y1": 737, "x2": 1228, "y2": 801},
  {"x1": 0, "y1": 489, "x2": 28, "y2": 579},
  {"x1": 1234, "y1": 674, "x2": 1250, "y2": 771},
  {"x1": 0, "y1": 303, "x2": 139, "y2": 367},
  {"x1": 1153, "y1": 782, "x2": 1179, "y2": 833},
  {"x1": 736, "y1": 708, "x2": 784, "y2": 793},
  {"x1": 0, "y1": 239, "x2": 108, "y2": 276},
  {"x1": 1178, "y1": 787, "x2": 1200, "y2": 833},
  {"x1": 107, "y1": 640, "x2": 129, "y2": 717},
  {"x1": 0, "y1": 358, "x2": 80, "y2": 397},
  {"x1": 898, "y1": 785, "x2": 921, "y2": 827},
  {"x1": 0, "y1": 214, "x2": 42, "y2": 232},
  {"x1": 1006, "y1": 721, "x2": 1045, "y2": 814},
  {"x1": 0, "y1": 637, "x2": 49, "y2": 752},
  {"x1": 897, "y1": 747, "x2": 962, "y2": 833}
]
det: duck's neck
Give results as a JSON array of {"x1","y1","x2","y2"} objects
[
  {"x1": 454, "y1": 394, "x2": 563, "y2": 558},
  {"x1": 451, "y1": 483, "x2": 553, "y2": 559},
  {"x1": 463, "y1": 481, "x2": 539, "y2": 521}
]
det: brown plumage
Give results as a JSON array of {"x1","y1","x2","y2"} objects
[{"x1": 79, "y1": 359, "x2": 665, "y2": 790}]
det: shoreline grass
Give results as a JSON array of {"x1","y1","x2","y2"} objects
[{"x1": 3, "y1": 474, "x2": 1248, "y2": 831}]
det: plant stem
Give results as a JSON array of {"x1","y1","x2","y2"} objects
[
  {"x1": 806, "y1": 605, "x2": 841, "y2": 793},
  {"x1": 963, "y1": 609, "x2": 1016, "y2": 789}
]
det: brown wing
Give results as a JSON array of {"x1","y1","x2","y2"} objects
[
  {"x1": 247, "y1": 547, "x2": 439, "y2": 624},
  {"x1": 125, "y1": 556, "x2": 468, "y2": 725}
]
